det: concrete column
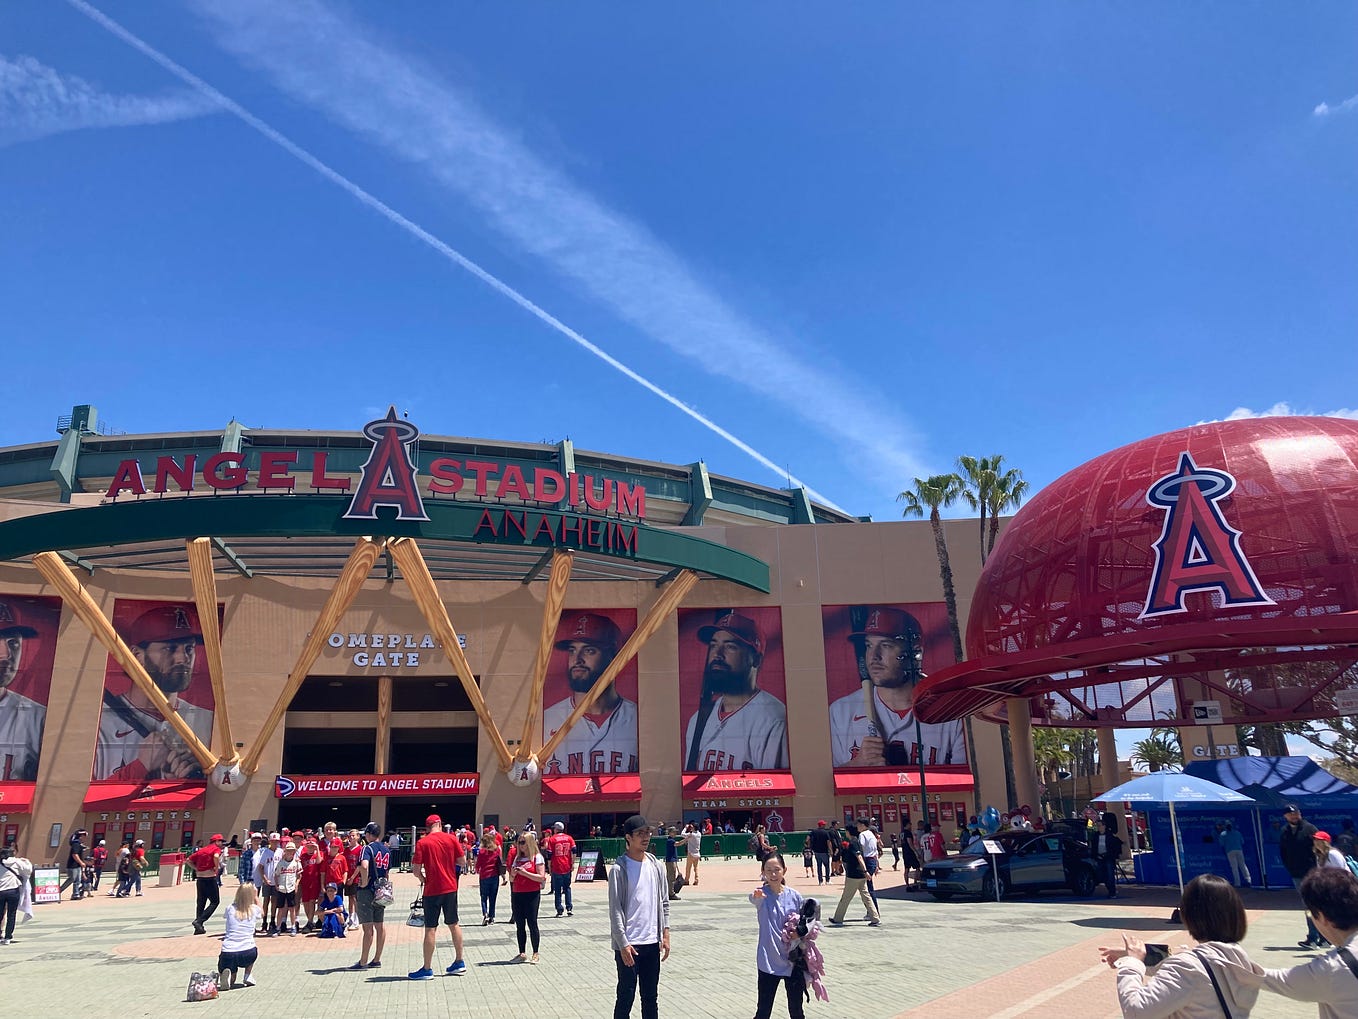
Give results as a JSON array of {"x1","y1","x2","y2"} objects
[
  {"x1": 1097, "y1": 727, "x2": 1119, "y2": 789},
  {"x1": 1007, "y1": 698, "x2": 1041, "y2": 811}
]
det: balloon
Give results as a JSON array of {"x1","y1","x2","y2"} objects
[{"x1": 981, "y1": 806, "x2": 1001, "y2": 834}]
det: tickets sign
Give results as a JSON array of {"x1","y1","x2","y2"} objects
[{"x1": 273, "y1": 773, "x2": 478, "y2": 799}]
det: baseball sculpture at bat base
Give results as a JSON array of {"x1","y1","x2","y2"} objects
[
  {"x1": 507, "y1": 754, "x2": 541, "y2": 787},
  {"x1": 211, "y1": 760, "x2": 244, "y2": 792}
]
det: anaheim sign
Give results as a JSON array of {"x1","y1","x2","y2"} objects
[{"x1": 102, "y1": 407, "x2": 647, "y2": 521}]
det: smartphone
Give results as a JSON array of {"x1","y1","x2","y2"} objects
[{"x1": 1144, "y1": 944, "x2": 1169, "y2": 967}]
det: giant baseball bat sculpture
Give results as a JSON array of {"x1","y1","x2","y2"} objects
[
  {"x1": 517, "y1": 550, "x2": 573, "y2": 760},
  {"x1": 186, "y1": 537, "x2": 235, "y2": 763}
]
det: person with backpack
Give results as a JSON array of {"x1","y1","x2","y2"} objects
[
  {"x1": 90, "y1": 840, "x2": 108, "y2": 893},
  {"x1": 350, "y1": 821, "x2": 390, "y2": 969}
]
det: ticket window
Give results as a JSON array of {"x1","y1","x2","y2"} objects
[
  {"x1": 2, "y1": 823, "x2": 18, "y2": 849},
  {"x1": 121, "y1": 821, "x2": 137, "y2": 846},
  {"x1": 181, "y1": 821, "x2": 195, "y2": 849},
  {"x1": 92, "y1": 822, "x2": 107, "y2": 847},
  {"x1": 152, "y1": 821, "x2": 166, "y2": 851},
  {"x1": 955, "y1": 802, "x2": 969, "y2": 826}
]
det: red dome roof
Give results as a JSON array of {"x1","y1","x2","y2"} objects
[{"x1": 915, "y1": 417, "x2": 1358, "y2": 726}]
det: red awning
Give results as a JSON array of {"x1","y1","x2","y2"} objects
[
  {"x1": 833, "y1": 768, "x2": 975, "y2": 796},
  {"x1": 541, "y1": 774, "x2": 643, "y2": 803},
  {"x1": 82, "y1": 781, "x2": 208, "y2": 812},
  {"x1": 682, "y1": 772, "x2": 797, "y2": 798},
  {"x1": 0, "y1": 782, "x2": 36, "y2": 813}
]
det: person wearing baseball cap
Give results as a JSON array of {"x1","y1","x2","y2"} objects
[
  {"x1": 188, "y1": 834, "x2": 226, "y2": 935},
  {"x1": 92, "y1": 601, "x2": 214, "y2": 783},
  {"x1": 409, "y1": 812, "x2": 468, "y2": 979},
  {"x1": 827, "y1": 604, "x2": 966, "y2": 769},
  {"x1": 1279, "y1": 804, "x2": 1326, "y2": 949},
  {"x1": 683, "y1": 609, "x2": 787, "y2": 772},
  {"x1": 608, "y1": 815, "x2": 670, "y2": 1016},
  {"x1": 0, "y1": 598, "x2": 49, "y2": 784},
  {"x1": 540, "y1": 613, "x2": 639, "y2": 780}
]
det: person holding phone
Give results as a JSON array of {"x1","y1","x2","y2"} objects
[
  {"x1": 508, "y1": 831, "x2": 548, "y2": 964},
  {"x1": 1099, "y1": 874, "x2": 1263, "y2": 1017}
]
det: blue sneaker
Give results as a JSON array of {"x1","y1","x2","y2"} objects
[
  {"x1": 446, "y1": 960, "x2": 467, "y2": 976},
  {"x1": 408, "y1": 967, "x2": 434, "y2": 980}
]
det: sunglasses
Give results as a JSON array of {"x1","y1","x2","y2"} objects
[{"x1": 517, "y1": 839, "x2": 527, "y2": 845}]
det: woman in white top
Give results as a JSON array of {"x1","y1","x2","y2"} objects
[
  {"x1": 218, "y1": 884, "x2": 262, "y2": 989},
  {"x1": 1314, "y1": 831, "x2": 1350, "y2": 872},
  {"x1": 0, "y1": 847, "x2": 34, "y2": 944}
]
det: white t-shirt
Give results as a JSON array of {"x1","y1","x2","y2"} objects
[
  {"x1": 620, "y1": 854, "x2": 660, "y2": 946},
  {"x1": 222, "y1": 905, "x2": 261, "y2": 953},
  {"x1": 0, "y1": 856, "x2": 33, "y2": 892},
  {"x1": 685, "y1": 831, "x2": 702, "y2": 858},
  {"x1": 859, "y1": 830, "x2": 880, "y2": 861}
]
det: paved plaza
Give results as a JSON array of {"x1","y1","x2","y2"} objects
[{"x1": 0, "y1": 858, "x2": 1333, "y2": 1018}]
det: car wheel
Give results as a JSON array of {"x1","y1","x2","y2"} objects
[
  {"x1": 1071, "y1": 867, "x2": 1096, "y2": 897},
  {"x1": 929, "y1": 891, "x2": 954, "y2": 902},
  {"x1": 980, "y1": 871, "x2": 1006, "y2": 899}
]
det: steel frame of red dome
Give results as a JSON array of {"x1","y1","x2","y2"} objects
[{"x1": 914, "y1": 417, "x2": 1358, "y2": 730}]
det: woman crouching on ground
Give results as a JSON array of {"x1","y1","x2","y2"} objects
[
  {"x1": 1099, "y1": 873, "x2": 1262, "y2": 1017},
  {"x1": 218, "y1": 884, "x2": 261, "y2": 990}
]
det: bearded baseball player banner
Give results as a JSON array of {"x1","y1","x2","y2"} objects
[
  {"x1": 92, "y1": 599, "x2": 220, "y2": 782},
  {"x1": 823, "y1": 603, "x2": 966, "y2": 768},
  {"x1": 541, "y1": 609, "x2": 639, "y2": 776},
  {"x1": 678, "y1": 607, "x2": 788, "y2": 772},
  {"x1": 0, "y1": 595, "x2": 61, "y2": 782}
]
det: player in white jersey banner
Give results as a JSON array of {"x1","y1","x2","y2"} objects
[
  {"x1": 92, "y1": 599, "x2": 218, "y2": 782},
  {"x1": 541, "y1": 609, "x2": 640, "y2": 776},
  {"x1": 823, "y1": 603, "x2": 966, "y2": 768},
  {"x1": 0, "y1": 595, "x2": 60, "y2": 783},
  {"x1": 679, "y1": 608, "x2": 788, "y2": 773}
]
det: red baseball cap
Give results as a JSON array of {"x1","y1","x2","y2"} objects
[
  {"x1": 426, "y1": 814, "x2": 442, "y2": 830},
  {"x1": 817, "y1": 820, "x2": 826, "y2": 827},
  {"x1": 209, "y1": 833, "x2": 224, "y2": 842},
  {"x1": 125, "y1": 604, "x2": 204, "y2": 648},
  {"x1": 329, "y1": 838, "x2": 344, "y2": 850},
  {"x1": 555, "y1": 613, "x2": 622, "y2": 651},
  {"x1": 848, "y1": 607, "x2": 918, "y2": 641},
  {"x1": 697, "y1": 611, "x2": 763, "y2": 654},
  {"x1": 0, "y1": 599, "x2": 38, "y2": 639}
]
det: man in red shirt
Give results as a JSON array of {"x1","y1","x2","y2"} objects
[
  {"x1": 409, "y1": 813, "x2": 467, "y2": 979},
  {"x1": 189, "y1": 833, "x2": 225, "y2": 934},
  {"x1": 545, "y1": 821, "x2": 577, "y2": 917}
]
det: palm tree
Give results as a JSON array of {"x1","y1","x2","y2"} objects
[
  {"x1": 1032, "y1": 728, "x2": 1074, "y2": 816},
  {"x1": 985, "y1": 461, "x2": 1028, "y2": 558},
  {"x1": 899, "y1": 474, "x2": 980, "y2": 813},
  {"x1": 1130, "y1": 729, "x2": 1184, "y2": 772}
]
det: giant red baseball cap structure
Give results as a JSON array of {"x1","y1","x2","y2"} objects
[{"x1": 915, "y1": 417, "x2": 1358, "y2": 729}]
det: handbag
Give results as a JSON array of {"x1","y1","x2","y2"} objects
[
  {"x1": 1194, "y1": 949, "x2": 1232, "y2": 1018},
  {"x1": 496, "y1": 854, "x2": 508, "y2": 878},
  {"x1": 406, "y1": 898, "x2": 425, "y2": 927},
  {"x1": 185, "y1": 971, "x2": 219, "y2": 1002},
  {"x1": 372, "y1": 876, "x2": 395, "y2": 907}
]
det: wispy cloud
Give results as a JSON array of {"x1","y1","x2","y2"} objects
[
  {"x1": 67, "y1": 0, "x2": 851, "y2": 511},
  {"x1": 1222, "y1": 402, "x2": 1358, "y2": 421},
  {"x1": 1314, "y1": 93, "x2": 1358, "y2": 118},
  {"x1": 0, "y1": 53, "x2": 218, "y2": 146},
  {"x1": 177, "y1": 0, "x2": 925, "y2": 497}
]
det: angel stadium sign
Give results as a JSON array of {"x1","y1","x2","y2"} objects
[{"x1": 101, "y1": 407, "x2": 648, "y2": 521}]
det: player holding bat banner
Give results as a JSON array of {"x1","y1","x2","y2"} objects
[{"x1": 828, "y1": 606, "x2": 965, "y2": 768}]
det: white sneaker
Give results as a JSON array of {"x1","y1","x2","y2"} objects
[{"x1": 243, "y1": 975, "x2": 257, "y2": 987}]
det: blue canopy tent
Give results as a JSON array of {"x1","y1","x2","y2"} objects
[
  {"x1": 1095, "y1": 772, "x2": 1255, "y2": 894},
  {"x1": 1182, "y1": 757, "x2": 1358, "y2": 888}
]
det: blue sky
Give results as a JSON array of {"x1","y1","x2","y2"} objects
[{"x1": 2, "y1": 1, "x2": 1355, "y2": 525}]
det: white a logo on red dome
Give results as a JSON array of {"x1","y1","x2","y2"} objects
[{"x1": 1140, "y1": 452, "x2": 1273, "y2": 619}]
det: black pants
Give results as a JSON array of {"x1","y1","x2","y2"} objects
[
  {"x1": 511, "y1": 889, "x2": 540, "y2": 954},
  {"x1": 614, "y1": 941, "x2": 661, "y2": 1019},
  {"x1": 195, "y1": 877, "x2": 220, "y2": 925},
  {"x1": 813, "y1": 852, "x2": 830, "y2": 883},
  {"x1": 0, "y1": 887, "x2": 19, "y2": 939},
  {"x1": 755, "y1": 968, "x2": 806, "y2": 1019}
]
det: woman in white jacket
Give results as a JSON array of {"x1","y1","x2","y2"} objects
[{"x1": 1099, "y1": 874, "x2": 1263, "y2": 1018}]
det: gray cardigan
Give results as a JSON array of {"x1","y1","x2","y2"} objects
[{"x1": 607, "y1": 851, "x2": 670, "y2": 951}]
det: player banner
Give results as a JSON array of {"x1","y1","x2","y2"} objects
[
  {"x1": 542, "y1": 609, "x2": 639, "y2": 776},
  {"x1": 821, "y1": 602, "x2": 966, "y2": 768},
  {"x1": 0, "y1": 594, "x2": 61, "y2": 783},
  {"x1": 92, "y1": 599, "x2": 222, "y2": 782},
  {"x1": 677, "y1": 607, "x2": 787, "y2": 772}
]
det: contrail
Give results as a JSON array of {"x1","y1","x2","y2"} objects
[{"x1": 66, "y1": 0, "x2": 849, "y2": 513}]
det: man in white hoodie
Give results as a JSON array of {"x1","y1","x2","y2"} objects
[{"x1": 1262, "y1": 866, "x2": 1358, "y2": 1019}]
